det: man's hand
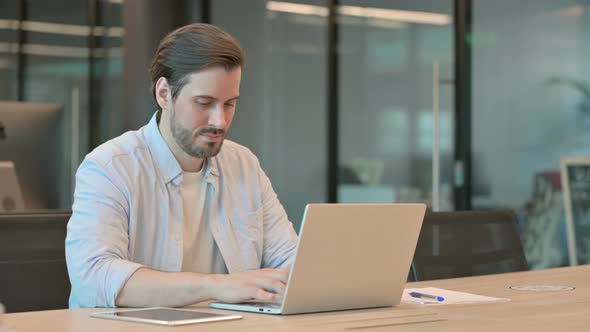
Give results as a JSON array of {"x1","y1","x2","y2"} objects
[{"x1": 210, "y1": 268, "x2": 289, "y2": 304}]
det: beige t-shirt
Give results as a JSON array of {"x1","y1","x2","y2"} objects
[{"x1": 180, "y1": 166, "x2": 226, "y2": 274}]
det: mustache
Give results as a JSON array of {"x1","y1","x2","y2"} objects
[{"x1": 195, "y1": 127, "x2": 225, "y2": 136}]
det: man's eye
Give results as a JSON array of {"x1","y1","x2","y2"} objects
[{"x1": 196, "y1": 100, "x2": 212, "y2": 106}]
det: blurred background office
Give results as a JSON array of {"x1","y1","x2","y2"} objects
[{"x1": 1, "y1": 0, "x2": 589, "y2": 270}]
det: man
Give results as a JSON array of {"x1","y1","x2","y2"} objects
[{"x1": 66, "y1": 23, "x2": 298, "y2": 308}]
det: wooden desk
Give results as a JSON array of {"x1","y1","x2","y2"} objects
[{"x1": 3, "y1": 266, "x2": 589, "y2": 331}]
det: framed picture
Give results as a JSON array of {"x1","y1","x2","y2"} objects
[{"x1": 560, "y1": 157, "x2": 590, "y2": 265}]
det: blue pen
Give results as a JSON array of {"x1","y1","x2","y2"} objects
[{"x1": 409, "y1": 291, "x2": 445, "y2": 302}]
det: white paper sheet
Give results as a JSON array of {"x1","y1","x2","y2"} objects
[{"x1": 402, "y1": 287, "x2": 511, "y2": 305}]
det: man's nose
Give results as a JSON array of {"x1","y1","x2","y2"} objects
[{"x1": 208, "y1": 104, "x2": 226, "y2": 129}]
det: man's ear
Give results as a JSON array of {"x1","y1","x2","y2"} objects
[{"x1": 155, "y1": 77, "x2": 171, "y2": 110}]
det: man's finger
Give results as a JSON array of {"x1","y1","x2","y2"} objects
[
  {"x1": 253, "y1": 288, "x2": 276, "y2": 303},
  {"x1": 272, "y1": 293, "x2": 284, "y2": 304},
  {"x1": 261, "y1": 268, "x2": 290, "y2": 283},
  {"x1": 253, "y1": 278, "x2": 286, "y2": 295}
]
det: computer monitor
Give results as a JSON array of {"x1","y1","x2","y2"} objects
[{"x1": 0, "y1": 101, "x2": 67, "y2": 210}]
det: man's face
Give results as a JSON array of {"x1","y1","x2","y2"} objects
[{"x1": 167, "y1": 66, "x2": 241, "y2": 159}]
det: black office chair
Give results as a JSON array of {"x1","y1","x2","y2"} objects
[
  {"x1": 0, "y1": 212, "x2": 71, "y2": 312},
  {"x1": 411, "y1": 210, "x2": 528, "y2": 281}
]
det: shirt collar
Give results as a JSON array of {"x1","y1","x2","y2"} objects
[{"x1": 143, "y1": 111, "x2": 219, "y2": 185}]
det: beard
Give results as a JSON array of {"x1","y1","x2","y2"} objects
[{"x1": 169, "y1": 111, "x2": 225, "y2": 159}]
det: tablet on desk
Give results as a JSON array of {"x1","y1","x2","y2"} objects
[{"x1": 90, "y1": 307, "x2": 242, "y2": 326}]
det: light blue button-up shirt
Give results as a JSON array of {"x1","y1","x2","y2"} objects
[{"x1": 65, "y1": 112, "x2": 298, "y2": 308}]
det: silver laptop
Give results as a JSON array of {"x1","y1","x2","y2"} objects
[{"x1": 209, "y1": 203, "x2": 426, "y2": 315}]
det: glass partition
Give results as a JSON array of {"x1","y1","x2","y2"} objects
[
  {"x1": 337, "y1": 0, "x2": 455, "y2": 210},
  {"x1": 472, "y1": 0, "x2": 590, "y2": 269},
  {"x1": 212, "y1": 0, "x2": 329, "y2": 231}
]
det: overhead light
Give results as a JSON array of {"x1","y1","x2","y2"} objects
[
  {"x1": 21, "y1": 21, "x2": 89, "y2": 36},
  {"x1": 93, "y1": 26, "x2": 124, "y2": 38},
  {"x1": 339, "y1": 5, "x2": 451, "y2": 25},
  {"x1": 0, "y1": 42, "x2": 18, "y2": 53},
  {"x1": 366, "y1": 18, "x2": 406, "y2": 29},
  {"x1": 266, "y1": 1, "x2": 451, "y2": 25},
  {"x1": 0, "y1": 41, "x2": 122, "y2": 58},
  {"x1": 0, "y1": 19, "x2": 19, "y2": 30},
  {"x1": 267, "y1": 1, "x2": 328, "y2": 17}
]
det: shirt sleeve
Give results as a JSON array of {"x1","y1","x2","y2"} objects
[
  {"x1": 65, "y1": 157, "x2": 143, "y2": 308},
  {"x1": 257, "y1": 163, "x2": 299, "y2": 269}
]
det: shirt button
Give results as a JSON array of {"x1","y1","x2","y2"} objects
[{"x1": 175, "y1": 233, "x2": 181, "y2": 241}]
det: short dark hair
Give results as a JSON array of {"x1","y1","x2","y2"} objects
[{"x1": 150, "y1": 23, "x2": 245, "y2": 110}]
